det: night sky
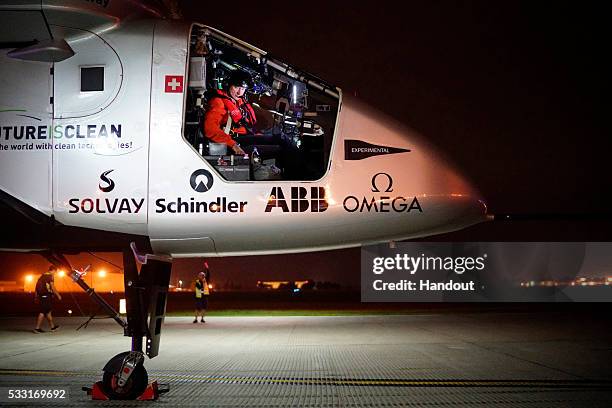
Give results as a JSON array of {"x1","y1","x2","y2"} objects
[
  {"x1": 1, "y1": 2, "x2": 610, "y2": 287},
  {"x1": 189, "y1": 1, "x2": 610, "y2": 213}
]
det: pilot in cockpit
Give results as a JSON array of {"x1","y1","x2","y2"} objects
[{"x1": 203, "y1": 70, "x2": 257, "y2": 155}]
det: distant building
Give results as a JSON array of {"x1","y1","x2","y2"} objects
[
  {"x1": 0, "y1": 281, "x2": 22, "y2": 292},
  {"x1": 520, "y1": 276, "x2": 612, "y2": 288},
  {"x1": 256, "y1": 280, "x2": 316, "y2": 291},
  {"x1": 23, "y1": 271, "x2": 124, "y2": 293}
]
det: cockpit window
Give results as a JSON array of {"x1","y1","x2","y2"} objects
[
  {"x1": 81, "y1": 66, "x2": 104, "y2": 92},
  {"x1": 184, "y1": 25, "x2": 339, "y2": 181}
]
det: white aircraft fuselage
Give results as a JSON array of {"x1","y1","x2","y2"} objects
[
  {"x1": 0, "y1": 1, "x2": 488, "y2": 257},
  {"x1": 0, "y1": 1, "x2": 491, "y2": 399}
]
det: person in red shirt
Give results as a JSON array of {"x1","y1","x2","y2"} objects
[{"x1": 204, "y1": 70, "x2": 257, "y2": 155}]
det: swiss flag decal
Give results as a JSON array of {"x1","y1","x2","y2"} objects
[{"x1": 165, "y1": 75, "x2": 184, "y2": 93}]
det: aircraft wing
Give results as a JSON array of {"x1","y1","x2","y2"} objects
[{"x1": 0, "y1": 0, "x2": 169, "y2": 50}]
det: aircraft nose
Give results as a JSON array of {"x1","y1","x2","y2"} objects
[{"x1": 334, "y1": 95, "x2": 488, "y2": 238}]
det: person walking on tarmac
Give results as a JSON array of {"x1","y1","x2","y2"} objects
[
  {"x1": 33, "y1": 265, "x2": 62, "y2": 333},
  {"x1": 193, "y1": 262, "x2": 211, "y2": 323},
  {"x1": 204, "y1": 70, "x2": 257, "y2": 155}
]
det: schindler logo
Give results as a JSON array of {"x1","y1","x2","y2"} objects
[
  {"x1": 265, "y1": 187, "x2": 328, "y2": 212},
  {"x1": 343, "y1": 173, "x2": 422, "y2": 213},
  {"x1": 345, "y1": 140, "x2": 410, "y2": 160},
  {"x1": 155, "y1": 169, "x2": 246, "y2": 213},
  {"x1": 190, "y1": 169, "x2": 214, "y2": 193},
  {"x1": 99, "y1": 169, "x2": 115, "y2": 193}
]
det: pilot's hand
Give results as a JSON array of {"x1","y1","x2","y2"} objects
[{"x1": 231, "y1": 144, "x2": 246, "y2": 155}]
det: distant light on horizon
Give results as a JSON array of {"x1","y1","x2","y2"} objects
[
  {"x1": 98, "y1": 270, "x2": 107, "y2": 278},
  {"x1": 521, "y1": 277, "x2": 612, "y2": 288},
  {"x1": 25, "y1": 275, "x2": 33, "y2": 283}
]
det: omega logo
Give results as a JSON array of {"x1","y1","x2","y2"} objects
[
  {"x1": 343, "y1": 173, "x2": 422, "y2": 213},
  {"x1": 371, "y1": 172, "x2": 393, "y2": 193}
]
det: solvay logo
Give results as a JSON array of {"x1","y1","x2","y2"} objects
[
  {"x1": 99, "y1": 170, "x2": 115, "y2": 193},
  {"x1": 371, "y1": 172, "x2": 393, "y2": 193},
  {"x1": 68, "y1": 169, "x2": 144, "y2": 214},
  {"x1": 190, "y1": 169, "x2": 214, "y2": 193}
]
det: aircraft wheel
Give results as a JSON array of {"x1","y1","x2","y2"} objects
[{"x1": 101, "y1": 355, "x2": 148, "y2": 400}]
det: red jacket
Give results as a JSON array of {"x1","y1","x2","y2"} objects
[{"x1": 204, "y1": 90, "x2": 256, "y2": 147}]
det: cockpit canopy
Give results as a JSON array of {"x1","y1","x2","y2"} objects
[{"x1": 184, "y1": 25, "x2": 340, "y2": 182}]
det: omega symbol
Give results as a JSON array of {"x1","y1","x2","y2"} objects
[{"x1": 371, "y1": 172, "x2": 393, "y2": 193}]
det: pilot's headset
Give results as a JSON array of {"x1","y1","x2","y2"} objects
[{"x1": 225, "y1": 70, "x2": 253, "y2": 95}]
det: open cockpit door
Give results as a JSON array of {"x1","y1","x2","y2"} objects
[
  {"x1": 1, "y1": 2, "x2": 156, "y2": 237},
  {"x1": 50, "y1": 20, "x2": 153, "y2": 236},
  {"x1": 183, "y1": 24, "x2": 341, "y2": 183},
  {"x1": 147, "y1": 23, "x2": 342, "y2": 256},
  {"x1": 0, "y1": 29, "x2": 53, "y2": 216}
]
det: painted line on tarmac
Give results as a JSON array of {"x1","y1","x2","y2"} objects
[
  {"x1": 169, "y1": 376, "x2": 612, "y2": 388},
  {"x1": 0, "y1": 369, "x2": 96, "y2": 377},
  {"x1": 1, "y1": 369, "x2": 611, "y2": 389}
]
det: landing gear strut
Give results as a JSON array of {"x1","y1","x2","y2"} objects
[{"x1": 45, "y1": 243, "x2": 172, "y2": 400}]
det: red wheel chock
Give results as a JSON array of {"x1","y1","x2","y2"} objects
[{"x1": 83, "y1": 381, "x2": 168, "y2": 400}]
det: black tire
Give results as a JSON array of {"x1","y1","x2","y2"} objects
[{"x1": 102, "y1": 363, "x2": 148, "y2": 400}]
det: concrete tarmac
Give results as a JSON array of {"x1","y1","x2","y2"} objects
[{"x1": 0, "y1": 312, "x2": 611, "y2": 407}]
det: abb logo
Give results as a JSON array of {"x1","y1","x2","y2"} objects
[{"x1": 265, "y1": 187, "x2": 328, "y2": 213}]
